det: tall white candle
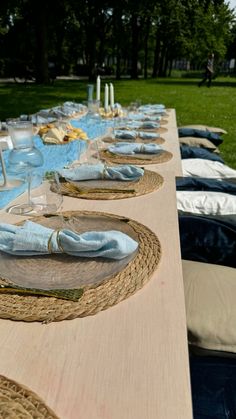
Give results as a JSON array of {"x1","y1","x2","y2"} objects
[
  {"x1": 104, "y1": 83, "x2": 109, "y2": 111},
  {"x1": 109, "y1": 83, "x2": 114, "y2": 108},
  {"x1": 96, "y1": 76, "x2": 101, "y2": 101}
]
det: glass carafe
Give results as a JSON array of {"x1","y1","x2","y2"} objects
[{"x1": 6, "y1": 120, "x2": 44, "y2": 215}]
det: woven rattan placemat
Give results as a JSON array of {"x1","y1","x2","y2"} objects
[
  {"x1": 0, "y1": 375, "x2": 58, "y2": 418},
  {"x1": 59, "y1": 169, "x2": 163, "y2": 200},
  {"x1": 0, "y1": 211, "x2": 161, "y2": 323},
  {"x1": 100, "y1": 150, "x2": 173, "y2": 166},
  {"x1": 103, "y1": 136, "x2": 165, "y2": 145}
]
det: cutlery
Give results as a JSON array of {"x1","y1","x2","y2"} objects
[{"x1": 0, "y1": 283, "x2": 84, "y2": 301}]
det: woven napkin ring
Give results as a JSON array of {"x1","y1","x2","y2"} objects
[{"x1": 48, "y1": 229, "x2": 65, "y2": 253}]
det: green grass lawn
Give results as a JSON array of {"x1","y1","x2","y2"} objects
[{"x1": 0, "y1": 77, "x2": 236, "y2": 168}]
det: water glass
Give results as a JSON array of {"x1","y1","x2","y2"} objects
[
  {"x1": 29, "y1": 172, "x2": 63, "y2": 215},
  {"x1": 7, "y1": 120, "x2": 33, "y2": 149}
]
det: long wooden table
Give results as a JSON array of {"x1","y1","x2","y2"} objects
[{"x1": 0, "y1": 110, "x2": 193, "y2": 418}]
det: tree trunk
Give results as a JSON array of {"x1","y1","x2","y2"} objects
[
  {"x1": 143, "y1": 17, "x2": 151, "y2": 79},
  {"x1": 33, "y1": 0, "x2": 49, "y2": 84},
  {"x1": 113, "y1": 6, "x2": 122, "y2": 80},
  {"x1": 152, "y1": 27, "x2": 161, "y2": 77},
  {"x1": 158, "y1": 44, "x2": 167, "y2": 77},
  {"x1": 130, "y1": 14, "x2": 139, "y2": 79}
]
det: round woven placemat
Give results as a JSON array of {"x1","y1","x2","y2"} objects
[
  {"x1": 0, "y1": 375, "x2": 58, "y2": 418},
  {"x1": 100, "y1": 150, "x2": 173, "y2": 166},
  {"x1": 0, "y1": 211, "x2": 161, "y2": 323},
  {"x1": 59, "y1": 169, "x2": 163, "y2": 200},
  {"x1": 103, "y1": 136, "x2": 165, "y2": 145}
]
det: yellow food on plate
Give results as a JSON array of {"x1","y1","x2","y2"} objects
[{"x1": 38, "y1": 123, "x2": 88, "y2": 144}]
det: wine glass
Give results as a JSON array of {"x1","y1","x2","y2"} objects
[
  {"x1": 6, "y1": 120, "x2": 44, "y2": 215},
  {"x1": 29, "y1": 171, "x2": 63, "y2": 215}
]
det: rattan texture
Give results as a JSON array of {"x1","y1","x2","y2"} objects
[
  {"x1": 0, "y1": 211, "x2": 162, "y2": 323},
  {"x1": 0, "y1": 375, "x2": 58, "y2": 418},
  {"x1": 59, "y1": 169, "x2": 164, "y2": 200},
  {"x1": 103, "y1": 136, "x2": 165, "y2": 145},
  {"x1": 100, "y1": 150, "x2": 173, "y2": 166}
]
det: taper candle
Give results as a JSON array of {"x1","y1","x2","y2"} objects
[
  {"x1": 104, "y1": 83, "x2": 109, "y2": 111},
  {"x1": 96, "y1": 76, "x2": 101, "y2": 101},
  {"x1": 110, "y1": 83, "x2": 114, "y2": 108}
]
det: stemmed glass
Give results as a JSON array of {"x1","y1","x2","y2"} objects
[{"x1": 6, "y1": 120, "x2": 44, "y2": 215}]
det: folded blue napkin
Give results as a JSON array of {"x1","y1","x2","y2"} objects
[
  {"x1": 114, "y1": 130, "x2": 137, "y2": 140},
  {"x1": 0, "y1": 221, "x2": 138, "y2": 259},
  {"x1": 139, "y1": 131, "x2": 160, "y2": 140},
  {"x1": 30, "y1": 102, "x2": 87, "y2": 124},
  {"x1": 139, "y1": 104, "x2": 165, "y2": 111},
  {"x1": 59, "y1": 163, "x2": 144, "y2": 181},
  {"x1": 108, "y1": 143, "x2": 163, "y2": 155},
  {"x1": 114, "y1": 130, "x2": 160, "y2": 141},
  {"x1": 138, "y1": 105, "x2": 166, "y2": 116},
  {"x1": 118, "y1": 121, "x2": 160, "y2": 130},
  {"x1": 128, "y1": 113, "x2": 161, "y2": 122}
]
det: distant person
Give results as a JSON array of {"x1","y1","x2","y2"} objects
[{"x1": 198, "y1": 53, "x2": 214, "y2": 87}]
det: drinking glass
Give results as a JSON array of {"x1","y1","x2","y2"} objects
[
  {"x1": 29, "y1": 171, "x2": 63, "y2": 215},
  {"x1": 6, "y1": 120, "x2": 44, "y2": 215}
]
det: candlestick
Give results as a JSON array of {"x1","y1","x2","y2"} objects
[
  {"x1": 104, "y1": 84, "x2": 109, "y2": 111},
  {"x1": 110, "y1": 83, "x2": 114, "y2": 108},
  {"x1": 96, "y1": 76, "x2": 101, "y2": 101}
]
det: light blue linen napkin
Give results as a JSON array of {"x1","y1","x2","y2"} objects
[
  {"x1": 128, "y1": 113, "x2": 161, "y2": 122},
  {"x1": 30, "y1": 102, "x2": 87, "y2": 123},
  {"x1": 139, "y1": 131, "x2": 160, "y2": 140},
  {"x1": 108, "y1": 143, "x2": 163, "y2": 155},
  {"x1": 0, "y1": 221, "x2": 138, "y2": 260},
  {"x1": 118, "y1": 121, "x2": 160, "y2": 130},
  {"x1": 59, "y1": 163, "x2": 144, "y2": 181},
  {"x1": 114, "y1": 130, "x2": 137, "y2": 140},
  {"x1": 138, "y1": 104, "x2": 165, "y2": 111},
  {"x1": 114, "y1": 130, "x2": 160, "y2": 141}
]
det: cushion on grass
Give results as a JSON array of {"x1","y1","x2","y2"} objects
[
  {"x1": 179, "y1": 214, "x2": 236, "y2": 267},
  {"x1": 178, "y1": 211, "x2": 236, "y2": 226},
  {"x1": 183, "y1": 260, "x2": 236, "y2": 353},
  {"x1": 176, "y1": 177, "x2": 236, "y2": 195},
  {"x1": 179, "y1": 137, "x2": 220, "y2": 153},
  {"x1": 177, "y1": 190, "x2": 236, "y2": 215},
  {"x1": 182, "y1": 159, "x2": 236, "y2": 178},
  {"x1": 178, "y1": 128, "x2": 223, "y2": 146},
  {"x1": 179, "y1": 124, "x2": 227, "y2": 135},
  {"x1": 180, "y1": 145, "x2": 224, "y2": 163},
  {"x1": 190, "y1": 356, "x2": 236, "y2": 419}
]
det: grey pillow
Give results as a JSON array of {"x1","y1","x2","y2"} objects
[
  {"x1": 179, "y1": 136, "x2": 219, "y2": 153},
  {"x1": 183, "y1": 260, "x2": 236, "y2": 353},
  {"x1": 178, "y1": 124, "x2": 227, "y2": 135}
]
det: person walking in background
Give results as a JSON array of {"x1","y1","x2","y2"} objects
[{"x1": 198, "y1": 53, "x2": 214, "y2": 87}]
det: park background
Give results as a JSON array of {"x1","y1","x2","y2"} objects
[{"x1": 0, "y1": 0, "x2": 236, "y2": 168}]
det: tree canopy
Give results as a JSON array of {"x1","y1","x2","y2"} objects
[{"x1": 0, "y1": 0, "x2": 235, "y2": 83}]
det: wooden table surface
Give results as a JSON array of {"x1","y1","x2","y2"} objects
[{"x1": 0, "y1": 110, "x2": 193, "y2": 419}]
